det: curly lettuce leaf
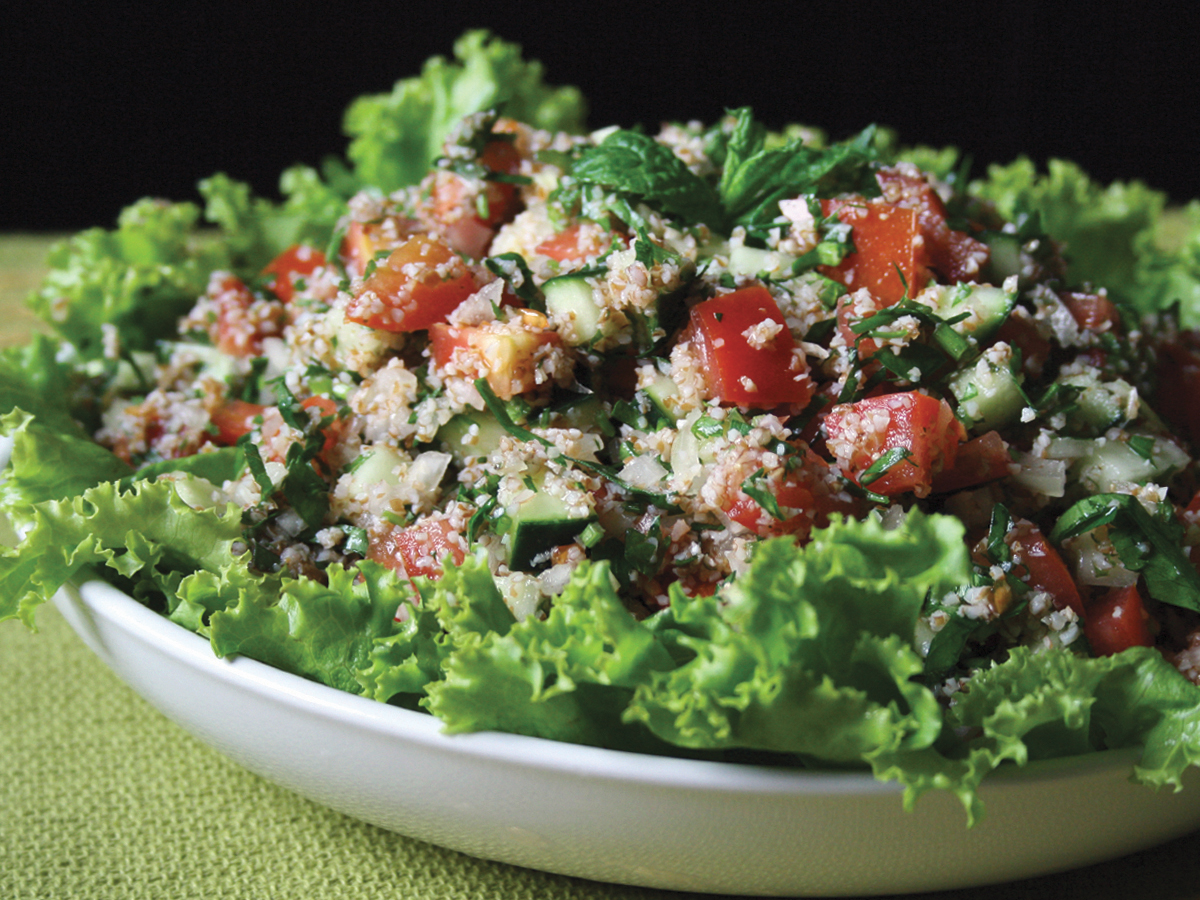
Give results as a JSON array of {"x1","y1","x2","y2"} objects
[
  {"x1": 26, "y1": 198, "x2": 230, "y2": 358},
  {"x1": 623, "y1": 512, "x2": 968, "y2": 760},
  {"x1": 198, "y1": 167, "x2": 346, "y2": 273},
  {"x1": 0, "y1": 335, "x2": 86, "y2": 434},
  {"x1": 420, "y1": 559, "x2": 676, "y2": 750},
  {"x1": 0, "y1": 409, "x2": 132, "y2": 525},
  {"x1": 342, "y1": 29, "x2": 586, "y2": 193},
  {"x1": 876, "y1": 645, "x2": 1200, "y2": 825},
  {"x1": 200, "y1": 560, "x2": 408, "y2": 695},
  {"x1": 969, "y1": 156, "x2": 1200, "y2": 323},
  {"x1": 0, "y1": 478, "x2": 244, "y2": 628}
]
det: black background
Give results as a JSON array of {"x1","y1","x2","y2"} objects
[{"x1": 4, "y1": 3, "x2": 1196, "y2": 232}]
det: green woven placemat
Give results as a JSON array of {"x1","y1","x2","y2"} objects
[
  {"x1": 0, "y1": 604, "x2": 701, "y2": 900},
  {"x1": 6, "y1": 603, "x2": 1200, "y2": 900}
]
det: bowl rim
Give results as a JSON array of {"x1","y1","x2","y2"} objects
[{"x1": 66, "y1": 576, "x2": 1145, "y2": 799}]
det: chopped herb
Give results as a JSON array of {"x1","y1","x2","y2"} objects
[
  {"x1": 343, "y1": 526, "x2": 370, "y2": 556},
  {"x1": 741, "y1": 468, "x2": 785, "y2": 521},
  {"x1": 1127, "y1": 434, "x2": 1156, "y2": 461},
  {"x1": 858, "y1": 447, "x2": 913, "y2": 486}
]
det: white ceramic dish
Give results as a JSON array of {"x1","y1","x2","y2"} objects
[{"x1": 53, "y1": 577, "x2": 1200, "y2": 896}]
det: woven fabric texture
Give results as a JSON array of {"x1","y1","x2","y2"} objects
[
  {"x1": 6, "y1": 606, "x2": 1200, "y2": 900},
  {"x1": 1, "y1": 605, "x2": 689, "y2": 900}
]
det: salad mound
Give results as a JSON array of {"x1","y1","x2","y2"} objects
[{"x1": 6, "y1": 30, "x2": 1200, "y2": 823}]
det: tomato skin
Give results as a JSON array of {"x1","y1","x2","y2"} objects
[
  {"x1": 875, "y1": 167, "x2": 990, "y2": 282},
  {"x1": 299, "y1": 396, "x2": 343, "y2": 460},
  {"x1": 429, "y1": 315, "x2": 563, "y2": 400},
  {"x1": 262, "y1": 244, "x2": 328, "y2": 303},
  {"x1": 931, "y1": 431, "x2": 1012, "y2": 493},
  {"x1": 208, "y1": 400, "x2": 266, "y2": 446},
  {"x1": 818, "y1": 198, "x2": 928, "y2": 306},
  {"x1": 1061, "y1": 291, "x2": 1121, "y2": 334},
  {"x1": 686, "y1": 285, "x2": 815, "y2": 408},
  {"x1": 370, "y1": 518, "x2": 466, "y2": 583},
  {"x1": 1084, "y1": 584, "x2": 1154, "y2": 656},
  {"x1": 203, "y1": 274, "x2": 286, "y2": 358},
  {"x1": 823, "y1": 391, "x2": 964, "y2": 498},
  {"x1": 346, "y1": 235, "x2": 477, "y2": 332},
  {"x1": 1007, "y1": 520, "x2": 1084, "y2": 617}
]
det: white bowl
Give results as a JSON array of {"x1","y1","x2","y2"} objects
[{"x1": 53, "y1": 578, "x2": 1200, "y2": 896}]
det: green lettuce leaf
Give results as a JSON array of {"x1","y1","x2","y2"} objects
[
  {"x1": 877, "y1": 645, "x2": 1200, "y2": 825},
  {"x1": 0, "y1": 335, "x2": 87, "y2": 434},
  {"x1": 623, "y1": 511, "x2": 968, "y2": 761},
  {"x1": 198, "y1": 168, "x2": 346, "y2": 273},
  {"x1": 0, "y1": 409, "x2": 132, "y2": 527},
  {"x1": 422, "y1": 559, "x2": 677, "y2": 750},
  {"x1": 0, "y1": 478, "x2": 244, "y2": 628},
  {"x1": 202, "y1": 559, "x2": 408, "y2": 695},
  {"x1": 26, "y1": 198, "x2": 230, "y2": 358},
  {"x1": 969, "y1": 157, "x2": 1200, "y2": 323},
  {"x1": 342, "y1": 29, "x2": 586, "y2": 193},
  {"x1": 357, "y1": 551, "x2": 514, "y2": 703}
]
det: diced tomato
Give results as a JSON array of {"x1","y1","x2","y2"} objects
[
  {"x1": 1061, "y1": 290, "x2": 1121, "y2": 334},
  {"x1": 346, "y1": 235, "x2": 478, "y2": 332},
  {"x1": 823, "y1": 390, "x2": 964, "y2": 497},
  {"x1": 261, "y1": 244, "x2": 328, "y2": 303},
  {"x1": 1007, "y1": 520, "x2": 1084, "y2": 617},
  {"x1": 421, "y1": 137, "x2": 526, "y2": 259},
  {"x1": 208, "y1": 400, "x2": 266, "y2": 446},
  {"x1": 818, "y1": 198, "x2": 929, "y2": 306},
  {"x1": 299, "y1": 396, "x2": 343, "y2": 460},
  {"x1": 721, "y1": 444, "x2": 861, "y2": 539},
  {"x1": 535, "y1": 223, "x2": 625, "y2": 262},
  {"x1": 370, "y1": 518, "x2": 466, "y2": 584},
  {"x1": 1154, "y1": 330, "x2": 1200, "y2": 448},
  {"x1": 931, "y1": 431, "x2": 1012, "y2": 493},
  {"x1": 204, "y1": 274, "x2": 285, "y2": 357},
  {"x1": 1084, "y1": 584, "x2": 1154, "y2": 656},
  {"x1": 429, "y1": 312, "x2": 563, "y2": 400},
  {"x1": 835, "y1": 289, "x2": 892, "y2": 360},
  {"x1": 685, "y1": 285, "x2": 815, "y2": 408},
  {"x1": 874, "y1": 167, "x2": 990, "y2": 283}
]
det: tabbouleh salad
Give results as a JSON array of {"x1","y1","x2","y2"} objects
[{"x1": 6, "y1": 31, "x2": 1200, "y2": 822}]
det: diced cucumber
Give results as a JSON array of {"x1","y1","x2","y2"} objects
[
  {"x1": 641, "y1": 366, "x2": 681, "y2": 422},
  {"x1": 1076, "y1": 434, "x2": 1189, "y2": 493},
  {"x1": 729, "y1": 243, "x2": 797, "y2": 279},
  {"x1": 437, "y1": 408, "x2": 508, "y2": 464},
  {"x1": 1060, "y1": 373, "x2": 1136, "y2": 435},
  {"x1": 948, "y1": 346, "x2": 1026, "y2": 431},
  {"x1": 506, "y1": 479, "x2": 597, "y2": 571},
  {"x1": 544, "y1": 273, "x2": 609, "y2": 345},
  {"x1": 928, "y1": 281, "x2": 1017, "y2": 344},
  {"x1": 345, "y1": 445, "x2": 407, "y2": 493}
]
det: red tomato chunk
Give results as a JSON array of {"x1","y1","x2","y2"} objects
[
  {"x1": 686, "y1": 285, "x2": 814, "y2": 408},
  {"x1": 819, "y1": 198, "x2": 928, "y2": 306},
  {"x1": 261, "y1": 244, "x2": 328, "y2": 303},
  {"x1": 823, "y1": 391, "x2": 964, "y2": 498},
  {"x1": 346, "y1": 235, "x2": 477, "y2": 333},
  {"x1": 370, "y1": 518, "x2": 466, "y2": 586},
  {"x1": 1084, "y1": 584, "x2": 1154, "y2": 656}
]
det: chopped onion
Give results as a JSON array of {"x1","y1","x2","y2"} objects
[{"x1": 1011, "y1": 453, "x2": 1067, "y2": 498}]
